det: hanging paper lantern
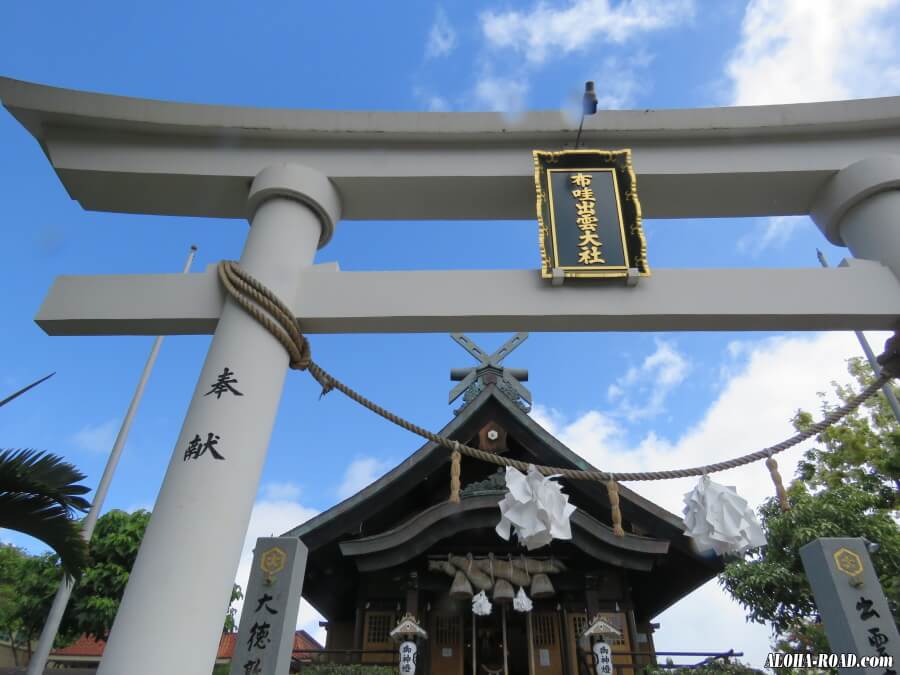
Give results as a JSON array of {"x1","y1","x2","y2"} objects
[
  {"x1": 682, "y1": 475, "x2": 767, "y2": 556},
  {"x1": 512, "y1": 587, "x2": 533, "y2": 613},
  {"x1": 592, "y1": 642, "x2": 613, "y2": 675},
  {"x1": 398, "y1": 641, "x2": 417, "y2": 674},
  {"x1": 472, "y1": 590, "x2": 492, "y2": 616},
  {"x1": 495, "y1": 464, "x2": 576, "y2": 550}
]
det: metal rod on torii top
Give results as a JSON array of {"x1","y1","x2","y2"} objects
[
  {"x1": 816, "y1": 249, "x2": 900, "y2": 427},
  {"x1": 26, "y1": 245, "x2": 198, "y2": 675}
]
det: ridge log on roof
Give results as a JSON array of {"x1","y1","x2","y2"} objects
[{"x1": 3, "y1": 77, "x2": 900, "y2": 220}]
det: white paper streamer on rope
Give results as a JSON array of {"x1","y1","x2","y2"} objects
[
  {"x1": 513, "y1": 587, "x2": 533, "y2": 613},
  {"x1": 472, "y1": 590, "x2": 492, "y2": 616},
  {"x1": 495, "y1": 464, "x2": 577, "y2": 550},
  {"x1": 682, "y1": 475, "x2": 767, "y2": 555}
]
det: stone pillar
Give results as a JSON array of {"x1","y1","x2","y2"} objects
[
  {"x1": 98, "y1": 165, "x2": 340, "y2": 675},
  {"x1": 811, "y1": 155, "x2": 900, "y2": 280}
]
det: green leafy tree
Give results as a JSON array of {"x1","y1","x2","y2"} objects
[
  {"x1": 65, "y1": 508, "x2": 152, "y2": 640},
  {"x1": 642, "y1": 661, "x2": 765, "y2": 675},
  {"x1": 224, "y1": 583, "x2": 244, "y2": 634},
  {"x1": 794, "y1": 357, "x2": 900, "y2": 505},
  {"x1": 4, "y1": 547, "x2": 62, "y2": 664},
  {"x1": 0, "y1": 544, "x2": 31, "y2": 665},
  {"x1": 8, "y1": 509, "x2": 246, "y2": 651},
  {"x1": 720, "y1": 357, "x2": 900, "y2": 656}
]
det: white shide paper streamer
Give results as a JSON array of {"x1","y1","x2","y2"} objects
[
  {"x1": 496, "y1": 465, "x2": 576, "y2": 550},
  {"x1": 682, "y1": 475, "x2": 767, "y2": 556}
]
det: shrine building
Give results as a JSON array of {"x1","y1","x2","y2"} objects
[{"x1": 284, "y1": 338, "x2": 726, "y2": 675}]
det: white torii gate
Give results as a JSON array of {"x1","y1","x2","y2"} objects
[{"x1": 3, "y1": 76, "x2": 900, "y2": 675}]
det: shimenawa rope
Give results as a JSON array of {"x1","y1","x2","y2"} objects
[{"x1": 217, "y1": 260, "x2": 898, "y2": 504}]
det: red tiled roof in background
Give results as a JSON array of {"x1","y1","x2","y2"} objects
[
  {"x1": 50, "y1": 634, "x2": 105, "y2": 657},
  {"x1": 51, "y1": 630, "x2": 322, "y2": 660},
  {"x1": 293, "y1": 630, "x2": 324, "y2": 653},
  {"x1": 218, "y1": 632, "x2": 238, "y2": 658},
  {"x1": 219, "y1": 630, "x2": 323, "y2": 658}
]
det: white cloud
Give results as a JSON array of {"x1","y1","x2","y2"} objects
[
  {"x1": 727, "y1": 0, "x2": 900, "y2": 106},
  {"x1": 736, "y1": 215, "x2": 810, "y2": 256},
  {"x1": 337, "y1": 457, "x2": 392, "y2": 499},
  {"x1": 473, "y1": 73, "x2": 530, "y2": 114},
  {"x1": 262, "y1": 481, "x2": 303, "y2": 501},
  {"x1": 425, "y1": 95, "x2": 450, "y2": 112},
  {"x1": 607, "y1": 339, "x2": 690, "y2": 420},
  {"x1": 480, "y1": 0, "x2": 694, "y2": 64},
  {"x1": 654, "y1": 577, "x2": 771, "y2": 667},
  {"x1": 72, "y1": 418, "x2": 118, "y2": 454},
  {"x1": 413, "y1": 86, "x2": 452, "y2": 112},
  {"x1": 233, "y1": 494, "x2": 323, "y2": 644},
  {"x1": 532, "y1": 330, "x2": 889, "y2": 666},
  {"x1": 426, "y1": 7, "x2": 457, "y2": 59}
]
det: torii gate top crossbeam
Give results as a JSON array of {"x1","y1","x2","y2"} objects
[{"x1": 3, "y1": 76, "x2": 900, "y2": 222}]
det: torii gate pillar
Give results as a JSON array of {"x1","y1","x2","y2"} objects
[
  {"x1": 98, "y1": 165, "x2": 340, "y2": 675},
  {"x1": 813, "y1": 156, "x2": 900, "y2": 281}
]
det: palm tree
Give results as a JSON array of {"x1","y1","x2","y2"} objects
[
  {"x1": 0, "y1": 449, "x2": 90, "y2": 578},
  {"x1": 1, "y1": 374, "x2": 91, "y2": 578}
]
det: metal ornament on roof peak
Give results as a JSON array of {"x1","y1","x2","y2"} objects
[
  {"x1": 534, "y1": 149, "x2": 649, "y2": 281},
  {"x1": 449, "y1": 333, "x2": 531, "y2": 414}
]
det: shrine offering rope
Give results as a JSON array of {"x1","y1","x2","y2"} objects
[{"x1": 217, "y1": 260, "x2": 898, "y2": 483}]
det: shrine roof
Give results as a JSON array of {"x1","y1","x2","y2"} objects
[
  {"x1": 285, "y1": 383, "x2": 722, "y2": 620},
  {"x1": 285, "y1": 382, "x2": 687, "y2": 545}
]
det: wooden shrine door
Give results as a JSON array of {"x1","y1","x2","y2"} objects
[
  {"x1": 567, "y1": 612, "x2": 633, "y2": 675},
  {"x1": 530, "y1": 611, "x2": 564, "y2": 675},
  {"x1": 431, "y1": 612, "x2": 464, "y2": 675},
  {"x1": 362, "y1": 611, "x2": 396, "y2": 664}
]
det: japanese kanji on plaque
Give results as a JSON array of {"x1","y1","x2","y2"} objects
[
  {"x1": 229, "y1": 537, "x2": 308, "y2": 675},
  {"x1": 800, "y1": 538, "x2": 899, "y2": 674},
  {"x1": 533, "y1": 149, "x2": 650, "y2": 280}
]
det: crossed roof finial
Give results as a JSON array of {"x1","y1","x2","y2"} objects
[{"x1": 449, "y1": 333, "x2": 531, "y2": 414}]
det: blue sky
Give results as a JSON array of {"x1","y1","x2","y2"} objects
[{"x1": 3, "y1": 0, "x2": 900, "y2": 667}]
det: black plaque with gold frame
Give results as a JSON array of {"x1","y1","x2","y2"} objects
[{"x1": 533, "y1": 149, "x2": 649, "y2": 279}]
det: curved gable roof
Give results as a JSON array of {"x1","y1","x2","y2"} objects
[{"x1": 283, "y1": 383, "x2": 686, "y2": 545}]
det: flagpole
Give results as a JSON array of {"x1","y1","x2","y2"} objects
[
  {"x1": 26, "y1": 245, "x2": 198, "y2": 675},
  {"x1": 816, "y1": 249, "x2": 900, "y2": 426}
]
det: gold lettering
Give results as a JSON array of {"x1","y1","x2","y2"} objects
[
  {"x1": 569, "y1": 171, "x2": 604, "y2": 266},
  {"x1": 579, "y1": 231, "x2": 602, "y2": 248},
  {"x1": 570, "y1": 173, "x2": 592, "y2": 188},
  {"x1": 572, "y1": 187, "x2": 595, "y2": 200},
  {"x1": 578, "y1": 246, "x2": 605, "y2": 264}
]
